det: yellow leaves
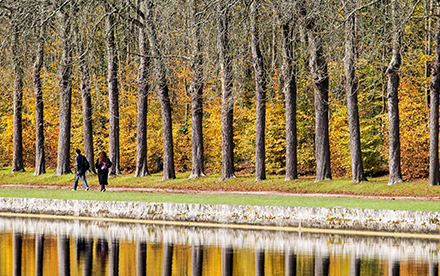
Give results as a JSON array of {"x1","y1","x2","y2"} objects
[{"x1": 397, "y1": 77, "x2": 429, "y2": 179}]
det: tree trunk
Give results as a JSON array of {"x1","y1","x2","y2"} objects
[
  {"x1": 309, "y1": 30, "x2": 331, "y2": 183},
  {"x1": 218, "y1": 0, "x2": 236, "y2": 181},
  {"x1": 106, "y1": 11, "x2": 121, "y2": 176},
  {"x1": 55, "y1": 7, "x2": 73, "y2": 176},
  {"x1": 300, "y1": 10, "x2": 331, "y2": 182},
  {"x1": 189, "y1": 0, "x2": 206, "y2": 180},
  {"x1": 281, "y1": 22, "x2": 298, "y2": 181},
  {"x1": 135, "y1": 12, "x2": 150, "y2": 178},
  {"x1": 429, "y1": 0, "x2": 440, "y2": 186},
  {"x1": 297, "y1": 1, "x2": 331, "y2": 182},
  {"x1": 74, "y1": 13, "x2": 95, "y2": 174},
  {"x1": 33, "y1": 21, "x2": 46, "y2": 176},
  {"x1": 426, "y1": 0, "x2": 433, "y2": 108},
  {"x1": 386, "y1": 0, "x2": 403, "y2": 185},
  {"x1": 344, "y1": 6, "x2": 365, "y2": 183},
  {"x1": 251, "y1": 0, "x2": 266, "y2": 181},
  {"x1": 144, "y1": 0, "x2": 176, "y2": 180},
  {"x1": 12, "y1": 22, "x2": 24, "y2": 172}
]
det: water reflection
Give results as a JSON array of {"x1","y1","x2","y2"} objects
[{"x1": 0, "y1": 216, "x2": 439, "y2": 275}]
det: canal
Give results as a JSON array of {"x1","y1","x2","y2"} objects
[{"x1": 0, "y1": 216, "x2": 438, "y2": 275}]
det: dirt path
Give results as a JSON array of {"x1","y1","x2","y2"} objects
[{"x1": 1, "y1": 183, "x2": 439, "y2": 201}]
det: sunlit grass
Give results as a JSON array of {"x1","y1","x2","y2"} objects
[
  {"x1": 1, "y1": 167, "x2": 440, "y2": 212},
  {"x1": 0, "y1": 188, "x2": 438, "y2": 212},
  {"x1": 0, "y1": 167, "x2": 436, "y2": 197}
]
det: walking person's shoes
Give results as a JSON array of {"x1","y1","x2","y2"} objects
[
  {"x1": 101, "y1": 188, "x2": 106, "y2": 192},
  {"x1": 85, "y1": 187, "x2": 89, "y2": 191},
  {"x1": 71, "y1": 189, "x2": 76, "y2": 191}
]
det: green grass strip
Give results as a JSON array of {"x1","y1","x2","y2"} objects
[
  {"x1": 1, "y1": 167, "x2": 440, "y2": 212},
  {"x1": 0, "y1": 188, "x2": 438, "y2": 212}
]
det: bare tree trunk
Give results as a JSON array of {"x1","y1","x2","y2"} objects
[
  {"x1": 298, "y1": 2, "x2": 332, "y2": 183},
  {"x1": 106, "y1": 11, "x2": 121, "y2": 176},
  {"x1": 144, "y1": 0, "x2": 176, "y2": 180},
  {"x1": 426, "y1": 0, "x2": 433, "y2": 108},
  {"x1": 135, "y1": 10, "x2": 150, "y2": 178},
  {"x1": 344, "y1": 4, "x2": 365, "y2": 183},
  {"x1": 12, "y1": 22, "x2": 24, "y2": 172},
  {"x1": 218, "y1": 0, "x2": 236, "y2": 181},
  {"x1": 386, "y1": 0, "x2": 403, "y2": 185},
  {"x1": 189, "y1": 0, "x2": 206, "y2": 180},
  {"x1": 308, "y1": 28, "x2": 331, "y2": 183},
  {"x1": 251, "y1": 0, "x2": 266, "y2": 181},
  {"x1": 55, "y1": 6, "x2": 73, "y2": 176},
  {"x1": 281, "y1": 22, "x2": 298, "y2": 181},
  {"x1": 34, "y1": 21, "x2": 46, "y2": 176},
  {"x1": 429, "y1": 0, "x2": 440, "y2": 186},
  {"x1": 74, "y1": 11, "x2": 95, "y2": 174}
]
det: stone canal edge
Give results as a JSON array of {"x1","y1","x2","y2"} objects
[{"x1": 1, "y1": 197, "x2": 440, "y2": 237}]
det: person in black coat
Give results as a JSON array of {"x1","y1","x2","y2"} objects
[
  {"x1": 96, "y1": 151, "x2": 112, "y2": 192},
  {"x1": 72, "y1": 149, "x2": 89, "y2": 191}
]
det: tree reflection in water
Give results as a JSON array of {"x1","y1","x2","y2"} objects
[{"x1": 0, "y1": 216, "x2": 439, "y2": 275}]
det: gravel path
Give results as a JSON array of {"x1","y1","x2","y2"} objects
[{"x1": 1, "y1": 183, "x2": 439, "y2": 201}]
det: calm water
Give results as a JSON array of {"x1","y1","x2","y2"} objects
[{"x1": 0, "y1": 216, "x2": 438, "y2": 276}]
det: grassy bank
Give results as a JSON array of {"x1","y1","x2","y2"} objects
[
  {"x1": 0, "y1": 188, "x2": 439, "y2": 212},
  {"x1": 0, "y1": 167, "x2": 437, "y2": 197},
  {"x1": 1, "y1": 167, "x2": 440, "y2": 212}
]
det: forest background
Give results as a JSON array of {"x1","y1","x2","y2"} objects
[{"x1": 0, "y1": 0, "x2": 434, "y2": 182}]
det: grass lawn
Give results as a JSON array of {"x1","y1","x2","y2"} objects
[{"x1": 0, "y1": 167, "x2": 439, "y2": 212}]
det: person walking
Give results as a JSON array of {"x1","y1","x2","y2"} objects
[
  {"x1": 72, "y1": 149, "x2": 90, "y2": 191},
  {"x1": 96, "y1": 151, "x2": 112, "y2": 192}
]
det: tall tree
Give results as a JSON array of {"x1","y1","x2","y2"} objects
[
  {"x1": 282, "y1": 21, "x2": 298, "y2": 181},
  {"x1": 426, "y1": 0, "x2": 433, "y2": 108},
  {"x1": 33, "y1": 15, "x2": 46, "y2": 176},
  {"x1": 429, "y1": 0, "x2": 440, "y2": 186},
  {"x1": 74, "y1": 2, "x2": 95, "y2": 174},
  {"x1": 250, "y1": 0, "x2": 267, "y2": 181},
  {"x1": 218, "y1": 0, "x2": 236, "y2": 181},
  {"x1": 189, "y1": 0, "x2": 206, "y2": 180},
  {"x1": 343, "y1": 1, "x2": 365, "y2": 183},
  {"x1": 11, "y1": 12, "x2": 24, "y2": 172},
  {"x1": 386, "y1": 0, "x2": 403, "y2": 185},
  {"x1": 274, "y1": 1, "x2": 298, "y2": 181},
  {"x1": 144, "y1": 0, "x2": 176, "y2": 180},
  {"x1": 105, "y1": 7, "x2": 121, "y2": 176},
  {"x1": 135, "y1": 2, "x2": 150, "y2": 178},
  {"x1": 299, "y1": 1, "x2": 332, "y2": 182},
  {"x1": 55, "y1": 3, "x2": 73, "y2": 175}
]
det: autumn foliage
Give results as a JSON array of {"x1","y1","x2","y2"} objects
[{"x1": 0, "y1": 1, "x2": 436, "y2": 181}]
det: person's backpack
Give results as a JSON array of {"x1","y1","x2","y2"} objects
[{"x1": 84, "y1": 157, "x2": 90, "y2": 171}]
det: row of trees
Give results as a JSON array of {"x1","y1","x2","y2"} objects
[{"x1": 1, "y1": 0, "x2": 440, "y2": 184}]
